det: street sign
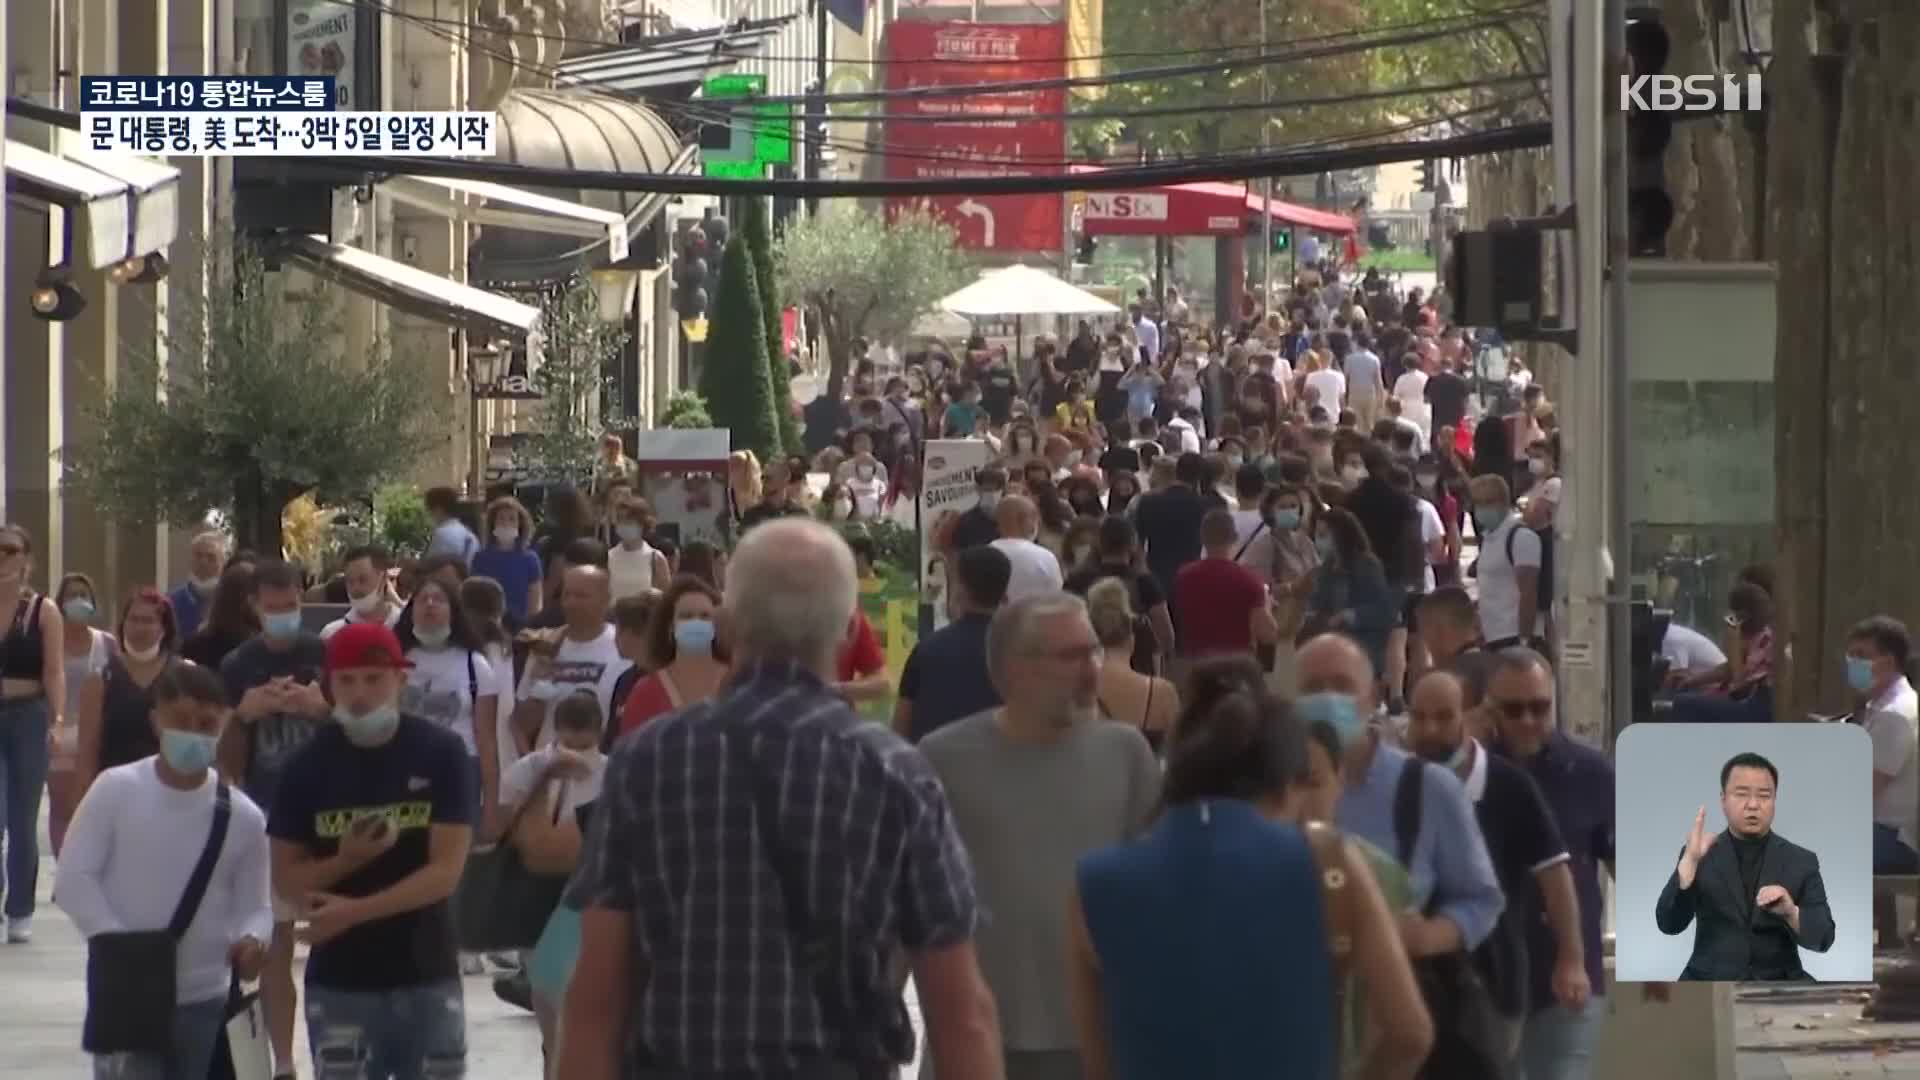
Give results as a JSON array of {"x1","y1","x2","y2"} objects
[{"x1": 700, "y1": 73, "x2": 793, "y2": 179}]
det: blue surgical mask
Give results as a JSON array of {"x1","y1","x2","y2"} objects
[
  {"x1": 1473, "y1": 507, "x2": 1507, "y2": 533},
  {"x1": 673, "y1": 618, "x2": 716, "y2": 655},
  {"x1": 62, "y1": 598, "x2": 96, "y2": 622},
  {"x1": 1273, "y1": 509, "x2": 1302, "y2": 530},
  {"x1": 334, "y1": 703, "x2": 401, "y2": 746},
  {"x1": 1297, "y1": 692, "x2": 1368, "y2": 750},
  {"x1": 159, "y1": 729, "x2": 218, "y2": 774},
  {"x1": 1847, "y1": 655, "x2": 1878, "y2": 694},
  {"x1": 262, "y1": 611, "x2": 302, "y2": 641}
]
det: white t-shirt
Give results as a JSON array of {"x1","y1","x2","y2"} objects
[
  {"x1": 1415, "y1": 497, "x2": 1445, "y2": 592},
  {"x1": 55, "y1": 762, "x2": 274, "y2": 1005},
  {"x1": 499, "y1": 745, "x2": 608, "y2": 824},
  {"x1": 1660, "y1": 624, "x2": 1728, "y2": 674},
  {"x1": 1864, "y1": 678, "x2": 1920, "y2": 841},
  {"x1": 518, "y1": 626, "x2": 631, "y2": 747},
  {"x1": 1229, "y1": 509, "x2": 1265, "y2": 553},
  {"x1": 1476, "y1": 515, "x2": 1543, "y2": 642},
  {"x1": 990, "y1": 537, "x2": 1065, "y2": 602},
  {"x1": 402, "y1": 645, "x2": 498, "y2": 756},
  {"x1": 607, "y1": 541, "x2": 663, "y2": 602},
  {"x1": 1304, "y1": 368, "x2": 1347, "y2": 414},
  {"x1": 1393, "y1": 369, "x2": 1430, "y2": 405},
  {"x1": 848, "y1": 472, "x2": 887, "y2": 518}
]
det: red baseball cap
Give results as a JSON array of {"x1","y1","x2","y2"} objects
[{"x1": 325, "y1": 622, "x2": 415, "y2": 673}]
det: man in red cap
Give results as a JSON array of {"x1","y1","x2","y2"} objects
[{"x1": 266, "y1": 622, "x2": 476, "y2": 1077}]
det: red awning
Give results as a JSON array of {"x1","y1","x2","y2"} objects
[{"x1": 1072, "y1": 166, "x2": 1354, "y2": 237}]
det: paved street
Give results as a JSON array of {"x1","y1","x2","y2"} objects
[{"x1": 1734, "y1": 966, "x2": 1920, "y2": 1078}]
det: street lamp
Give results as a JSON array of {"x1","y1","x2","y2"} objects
[
  {"x1": 31, "y1": 267, "x2": 86, "y2": 322},
  {"x1": 591, "y1": 268, "x2": 638, "y2": 324}
]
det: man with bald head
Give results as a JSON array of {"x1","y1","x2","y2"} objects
[
  {"x1": 1406, "y1": 670, "x2": 1589, "y2": 1064},
  {"x1": 511, "y1": 563, "x2": 630, "y2": 750},
  {"x1": 560, "y1": 518, "x2": 1004, "y2": 1080},
  {"x1": 990, "y1": 493, "x2": 1064, "y2": 602},
  {"x1": 1295, "y1": 633, "x2": 1504, "y2": 978}
]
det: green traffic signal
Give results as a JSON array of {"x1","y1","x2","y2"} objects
[{"x1": 1271, "y1": 230, "x2": 1291, "y2": 253}]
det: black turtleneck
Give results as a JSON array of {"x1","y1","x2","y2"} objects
[{"x1": 1729, "y1": 829, "x2": 1769, "y2": 913}]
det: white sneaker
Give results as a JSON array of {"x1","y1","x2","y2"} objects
[{"x1": 6, "y1": 917, "x2": 31, "y2": 943}]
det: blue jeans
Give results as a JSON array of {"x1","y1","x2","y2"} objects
[
  {"x1": 1665, "y1": 683, "x2": 1773, "y2": 724},
  {"x1": 91, "y1": 995, "x2": 228, "y2": 1080},
  {"x1": 0, "y1": 695, "x2": 50, "y2": 919},
  {"x1": 1875, "y1": 823, "x2": 1920, "y2": 874},
  {"x1": 306, "y1": 979, "x2": 467, "y2": 1079},
  {"x1": 1517, "y1": 997, "x2": 1608, "y2": 1080}
]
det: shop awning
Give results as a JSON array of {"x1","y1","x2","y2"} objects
[
  {"x1": 554, "y1": 15, "x2": 793, "y2": 96},
  {"x1": 4, "y1": 138, "x2": 181, "y2": 269},
  {"x1": 1073, "y1": 166, "x2": 1355, "y2": 238},
  {"x1": 383, "y1": 175, "x2": 630, "y2": 261},
  {"x1": 278, "y1": 234, "x2": 544, "y2": 351}
]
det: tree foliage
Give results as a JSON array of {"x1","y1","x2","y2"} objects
[
  {"x1": 773, "y1": 204, "x2": 972, "y2": 401},
  {"x1": 698, "y1": 236, "x2": 782, "y2": 462},
  {"x1": 741, "y1": 197, "x2": 800, "y2": 453},
  {"x1": 519, "y1": 278, "x2": 632, "y2": 486},
  {"x1": 660, "y1": 390, "x2": 714, "y2": 430},
  {"x1": 59, "y1": 231, "x2": 445, "y2": 556},
  {"x1": 1084, "y1": 0, "x2": 1547, "y2": 159}
]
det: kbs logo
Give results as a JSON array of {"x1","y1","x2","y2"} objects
[{"x1": 1620, "y1": 73, "x2": 1763, "y2": 112}]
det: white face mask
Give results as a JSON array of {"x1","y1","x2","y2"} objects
[
  {"x1": 350, "y1": 589, "x2": 385, "y2": 615},
  {"x1": 124, "y1": 641, "x2": 162, "y2": 663},
  {"x1": 1341, "y1": 465, "x2": 1368, "y2": 487},
  {"x1": 1528, "y1": 457, "x2": 1550, "y2": 476},
  {"x1": 493, "y1": 525, "x2": 519, "y2": 545}
]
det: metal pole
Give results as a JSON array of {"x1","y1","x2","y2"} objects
[
  {"x1": 1603, "y1": 0, "x2": 1635, "y2": 747},
  {"x1": 1260, "y1": 0, "x2": 1273, "y2": 311},
  {"x1": 807, "y1": 0, "x2": 827, "y2": 218}
]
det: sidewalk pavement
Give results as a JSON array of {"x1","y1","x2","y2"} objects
[{"x1": 1734, "y1": 962, "x2": 1920, "y2": 1079}]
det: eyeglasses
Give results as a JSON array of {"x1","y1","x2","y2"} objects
[{"x1": 1495, "y1": 698, "x2": 1553, "y2": 720}]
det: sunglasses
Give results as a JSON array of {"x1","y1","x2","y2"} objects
[{"x1": 1495, "y1": 698, "x2": 1553, "y2": 720}]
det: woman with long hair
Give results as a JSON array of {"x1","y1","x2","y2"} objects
[
  {"x1": 396, "y1": 578, "x2": 503, "y2": 829},
  {"x1": 0, "y1": 523, "x2": 64, "y2": 940},
  {"x1": 473, "y1": 495, "x2": 544, "y2": 626},
  {"x1": 75, "y1": 588, "x2": 180, "y2": 797},
  {"x1": 1305, "y1": 507, "x2": 1400, "y2": 683},
  {"x1": 1068, "y1": 657, "x2": 1431, "y2": 1079},
  {"x1": 180, "y1": 562, "x2": 261, "y2": 670},
  {"x1": 1060, "y1": 515, "x2": 1104, "y2": 576},
  {"x1": 47, "y1": 573, "x2": 115, "y2": 858},
  {"x1": 618, "y1": 576, "x2": 729, "y2": 736},
  {"x1": 1086, "y1": 579, "x2": 1179, "y2": 752}
]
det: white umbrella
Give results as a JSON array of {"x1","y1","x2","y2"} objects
[{"x1": 939, "y1": 264, "x2": 1120, "y2": 317}]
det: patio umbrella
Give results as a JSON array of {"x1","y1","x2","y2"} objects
[{"x1": 939, "y1": 265, "x2": 1120, "y2": 371}]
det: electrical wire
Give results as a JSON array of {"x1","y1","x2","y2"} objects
[{"x1": 350, "y1": 0, "x2": 1543, "y2": 69}]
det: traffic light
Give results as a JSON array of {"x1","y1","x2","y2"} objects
[
  {"x1": 1415, "y1": 159, "x2": 1436, "y2": 193},
  {"x1": 1074, "y1": 232, "x2": 1097, "y2": 264},
  {"x1": 1630, "y1": 600, "x2": 1674, "y2": 725},
  {"x1": 1623, "y1": 6, "x2": 1676, "y2": 256},
  {"x1": 1271, "y1": 229, "x2": 1291, "y2": 254},
  {"x1": 701, "y1": 211, "x2": 729, "y2": 317},
  {"x1": 674, "y1": 221, "x2": 712, "y2": 343}
]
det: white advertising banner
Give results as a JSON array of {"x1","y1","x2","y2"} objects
[
  {"x1": 917, "y1": 438, "x2": 993, "y2": 632},
  {"x1": 287, "y1": 0, "x2": 356, "y2": 108}
]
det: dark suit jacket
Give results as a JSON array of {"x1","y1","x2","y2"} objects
[{"x1": 1655, "y1": 830, "x2": 1835, "y2": 981}]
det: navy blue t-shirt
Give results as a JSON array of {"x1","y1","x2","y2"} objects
[
  {"x1": 897, "y1": 613, "x2": 1000, "y2": 742},
  {"x1": 221, "y1": 634, "x2": 328, "y2": 814},
  {"x1": 472, "y1": 545, "x2": 543, "y2": 624},
  {"x1": 267, "y1": 715, "x2": 476, "y2": 990}
]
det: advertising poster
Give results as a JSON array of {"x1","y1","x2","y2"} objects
[
  {"x1": 882, "y1": 21, "x2": 1067, "y2": 253},
  {"x1": 286, "y1": 0, "x2": 356, "y2": 108},
  {"x1": 632, "y1": 429, "x2": 731, "y2": 550},
  {"x1": 918, "y1": 438, "x2": 993, "y2": 633}
]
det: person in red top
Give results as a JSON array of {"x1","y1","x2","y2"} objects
[
  {"x1": 835, "y1": 608, "x2": 891, "y2": 704},
  {"x1": 1174, "y1": 509, "x2": 1280, "y2": 660},
  {"x1": 619, "y1": 576, "x2": 729, "y2": 736}
]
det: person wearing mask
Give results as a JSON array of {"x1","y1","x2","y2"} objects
[
  {"x1": 1070, "y1": 656, "x2": 1433, "y2": 1080},
  {"x1": 1174, "y1": 510, "x2": 1279, "y2": 662},
  {"x1": 76, "y1": 588, "x2": 182, "y2": 800},
  {"x1": 1667, "y1": 583, "x2": 1776, "y2": 724},
  {"x1": 511, "y1": 565, "x2": 631, "y2": 755},
  {"x1": 1131, "y1": 453, "x2": 1215, "y2": 609},
  {"x1": 1129, "y1": 303, "x2": 1161, "y2": 365},
  {"x1": 1228, "y1": 463, "x2": 1268, "y2": 550},
  {"x1": 180, "y1": 563, "x2": 261, "y2": 671},
  {"x1": 1846, "y1": 617, "x2": 1920, "y2": 899},
  {"x1": 921, "y1": 593, "x2": 1161, "y2": 1080},
  {"x1": 167, "y1": 531, "x2": 229, "y2": 637},
  {"x1": 394, "y1": 578, "x2": 501, "y2": 829},
  {"x1": 49, "y1": 573, "x2": 117, "y2": 860},
  {"x1": 56, "y1": 661, "x2": 272, "y2": 1080},
  {"x1": 319, "y1": 545, "x2": 401, "y2": 641},
  {"x1": 1470, "y1": 475, "x2": 1545, "y2": 652},
  {"x1": 605, "y1": 496, "x2": 671, "y2": 602},
  {"x1": 1087, "y1": 580, "x2": 1179, "y2": 753},
  {"x1": 1304, "y1": 508, "x2": 1400, "y2": 687},
  {"x1": 989, "y1": 494, "x2": 1064, "y2": 604},
  {"x1": 589, "y1": 433, "x2": 639, "y2": 507},
  {"x1": 1405, "y1": 669, "x2": 1590, "y2": 1068},
  {"x1": 844, "y1": 437, "x2": 890, "y2": 520},
  {"x1": 216, "y1": 558, "x2": 330, "y2": 1077},
  {"x1": 737, "y1": 462, "x2": 806, "y2": 534},
  {"x1": 619, "y1": 576, "x2": 729, "y2": 736},
  {"x1": 1484, "y1": 649, "x2": 1615, "y2": 1073},
  {"x1": 897, "y1": 546, "x2": 1012, "y2": 743},
  {"x1": 559, "y1": 519, "x2": 1003, "y2": 1080},
  {"x1": 1064, "y1": 517, "x2": 1177, "y2": 676},
  {"x1": 943, "y1": 381, "x2": 985, "y2": 439},
  {"x1": 1104, "y1": 470, "x2": 1141, "y2": 517},
  {"x1": 1058, "y1": 516, "x2": 1102, "y2": 575},
  {"x1": 424, "y1": 486, "x2": 480, "y2": 569},
  {"x1": 473, "y1": 496, "x2": 544, "y2": 628},
  {"x1": 267, "y1": 623, "x2": 477, "y2": 1077},
  {"x1": 1344, "y1": 332, "x2": 1387, "y2": 431},
  {"x1": 1238, "y1": 485, "x2": 1321, "y2": 694}
]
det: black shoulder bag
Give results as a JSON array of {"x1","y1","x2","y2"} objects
[
  {"x1": 1392, "y1": 761, "x2": 1512, "y2": 1080},
  {"x1": 730, "y1": 719, "x2": 911, "y2": 1075},
  {"x1": 83, "y1": 782, "x2": 232, "y2": 1054}
]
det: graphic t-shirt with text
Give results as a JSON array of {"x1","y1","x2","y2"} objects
[{"x1": 220, "y1": 634, "x2": 329, "y2": 812}]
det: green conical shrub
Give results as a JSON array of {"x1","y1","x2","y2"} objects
[
  {"x1": 742, "y1": 197, "x2": 800, "y2": 453},
  {"x1": 697, "y1": 237, "x2": 782, "y2": 463}
]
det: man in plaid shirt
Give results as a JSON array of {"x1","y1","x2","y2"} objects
[{"x1": 559, "y1": 518, "x2": 1005, "y2": 1080}]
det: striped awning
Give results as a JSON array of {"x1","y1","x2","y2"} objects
[{"x1": 553, "y1": 15, "x2": 793, "y2": 96}]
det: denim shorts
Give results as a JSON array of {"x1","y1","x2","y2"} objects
[{"x1": 305, "y1": 979, "x2": 466, "y2": 1080}]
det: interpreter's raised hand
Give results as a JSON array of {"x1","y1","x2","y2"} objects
[
  {"x1": 1757, "y1": 884, "x2": 1797, "y2": 919},
  {"x1": 1676, "y1": 806, "x2": 1717, "y2": 887}
]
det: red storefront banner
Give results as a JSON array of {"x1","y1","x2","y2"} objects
[{"x1": 882, "y1": 20, "x2": 1066, "y2": 254}]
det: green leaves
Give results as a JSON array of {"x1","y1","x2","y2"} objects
[
  {"x1": 520, "y1": 278, "x2": 632, "y2": 486},
  {"x1": 698, "y1": 235, "x2": 782, "y2": 464},
  {"x1": 741, "y1": 197, "x2": 800, "y2": 453}
]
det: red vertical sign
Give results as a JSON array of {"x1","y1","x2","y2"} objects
[{"x1": 882, "y1": 21, "x2": 1066, "y2": 254}]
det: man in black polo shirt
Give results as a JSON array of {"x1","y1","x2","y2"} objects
[
  {"x1": 948, "y1": 467, "x2": 1006, "y2": 553},
  {"x1": 1406, "y1": 668, "x2": 1589, "y2": 1068},
  {"x1": 895, "y1": 546, "x2": 1011, "y2": 742},
  {"x1": 1130, "y1": 453, "x2": 1215, "y2": 609}
]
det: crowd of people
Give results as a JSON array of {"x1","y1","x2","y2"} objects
[{"x1": 0, "y1": 264, "x2": 1908, "y2": 1080}]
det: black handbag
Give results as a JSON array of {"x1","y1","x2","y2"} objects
[
  {"x1": 1392, "y1": 762, "x2": 1512, "y2": 1080},
  {"x1": 453, "y1": 789, "x2": 568, "y2": 953},
  {"x1": 83, "y1": 782, "x2": 232, "y2": 1055}
]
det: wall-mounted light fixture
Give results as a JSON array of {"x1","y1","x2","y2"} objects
[
  {"x1": 31, "y1": 266, "x2": 87, "y2": 322},
  {"x1": 109, "y1": 251, "x2": 169, "y2": 285}
]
